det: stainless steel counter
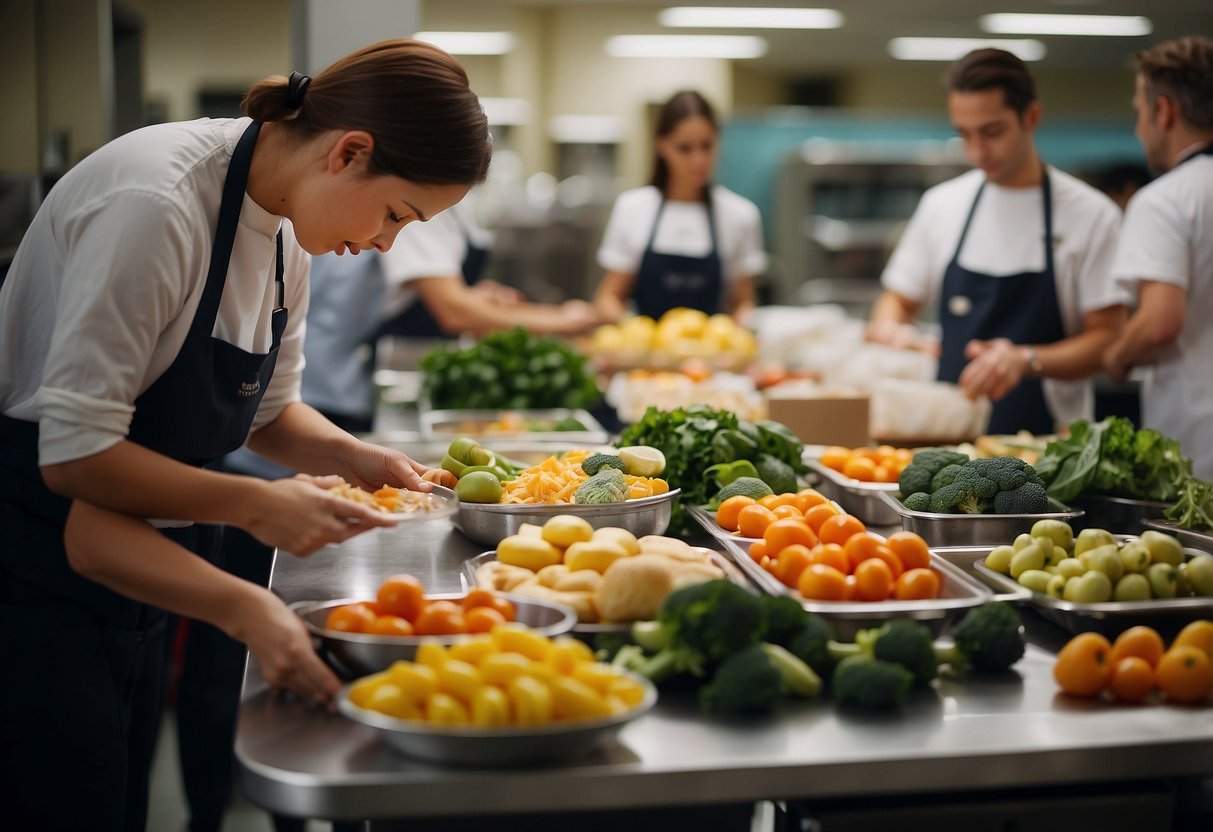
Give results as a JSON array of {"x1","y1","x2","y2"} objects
[{"x1": 235, "y1": 518, "x2": 1213, "y2": 821}]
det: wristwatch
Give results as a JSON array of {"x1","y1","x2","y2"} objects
[{"x1": 1022, "y1": 346, "x2": 1044, "y2": 377}]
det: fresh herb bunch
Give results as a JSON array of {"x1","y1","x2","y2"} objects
[
  {"x1": 616, "y1": 405, "x2": 807, "y2": 533},
  {"x1": 1036, "y1": 417, "x2": 1193, "y2": 503},
  {"x1": 1165, "y1": 478, "x2": 1213, "y2": 531},
  {"x1": 420, "y1": 327, "x2": 600, "y2": 411}
]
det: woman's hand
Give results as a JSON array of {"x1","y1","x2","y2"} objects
[
  {"x1": 245, "y1": 474, "x2": 397, "y2": 555},
  {"x1": 226, "y1": 586, "x2": 340, "y2": 705},
  {"x1": 342, "y1": 441, "x2": 435, "y2": 493}
]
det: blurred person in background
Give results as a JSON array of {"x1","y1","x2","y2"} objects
[
  {"x1": 867, "y1": 49, "x2": 1129, "y2": 435},
  {"x1": 1090, "y1": 161, "x2": 1154, "y2": 212},
  {"x1": 593, "y1": 90, "x2": 766, "y2": 323},
  {"x1": 1105, "y1": 36, "x2": 1213, "y2": 478}
]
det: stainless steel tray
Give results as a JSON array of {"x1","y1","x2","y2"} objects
[
  {"x1": 930, "y1": 547, "x2": 1033, "y2": 605},
  {"x1": 336, "y1": 669, "x2": 656, "y2": 766},
  {"x1": 1070, "y1": 494, "x2": 1170, "y2": 535},
  {"x1": 293, "y1": 592, "x2": 576, "y2": 678},
  {"x1": 454, "y1": 489, "x2": 679, "y2": 547},
  {"x1": 973, "y1": 546, "x2": 1213, "y2": 637},
  {"x1": 1143, "y1": 518, "x2": 1213, "y2": 553},
  {"x1": 461, "y1": 546, "x2": 751, "y2": 635},
  {"x1": 806, "y1": 458, "x2": 901, "y2": 526},
  {"x1": 420, "y1": 408, "x2": 609, "y2": 446},
  {"x1": 876, "y1": 490, "x2": 1084, "y2": 547}
]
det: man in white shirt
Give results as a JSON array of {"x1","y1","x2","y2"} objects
[
  {"x1": 1105, "y1": 36, "x2": 1213, "y2": 479},
  {"x1": 868, "y1": 49, "x2": 1129, "y2": 435}
]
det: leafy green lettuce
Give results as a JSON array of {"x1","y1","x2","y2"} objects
[{"x1": 1036, "y1": 417, "x2": 1193, "y2": 503}]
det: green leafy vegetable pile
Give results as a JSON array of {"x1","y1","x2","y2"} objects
[
  {"x1": 615, "y1": 405, "x2": 807, "y2": 533},
  {"x1": 1035, "y1": 417, "x2": 1193, "y2": 504},
  {"x1": 420, "y1": 327, "x2": 600, "y2": 411}
]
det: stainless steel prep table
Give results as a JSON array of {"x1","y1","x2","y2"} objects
[{"x1": 235, "y1": 519, "x2": 1213, "y2": 822}]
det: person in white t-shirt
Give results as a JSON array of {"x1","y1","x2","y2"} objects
[
  {"x1": 0, "y1": 40, "x2": 489, "y2": 831},
  {"x1": 594, "y1": 90, "x2": 767, "y2": 323},
  {"x1": 1105, "y1": 36, "x2": 1213, "y2": 479},
  {"x1": 869, "y1": 49, "x2": 1129, "y2": 435}
]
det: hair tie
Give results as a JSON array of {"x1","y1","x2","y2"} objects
[{"x1": 287, "y1": 71, "x2": 311, "y2": 110}]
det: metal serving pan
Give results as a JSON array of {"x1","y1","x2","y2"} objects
[
  {"x1": 454, "y1": 489, "x2": 679, "y2": 547},
  {"x1": 930, "y1": 547, "x2": 1033, "y2": 605},
  {"x1": 461, "y1": 546, "x2": 751, "y2": 635},
  {"x1": 292, "y1": 593, "x2": 576, "y2": 679},
  {"x1": 876, "y1": 490, "x2": 1084, "y2": 548},
  {"x1": 336, "y1": 670, "x2": 656, "y2": 766},
  {"x1": 973, "y1": 543, "x2": 1213, "y2": 637},
  {"x1": 1070, "y1": 494, "x2": 1170, "y2": 535},
  {"x1": 420, "y1": 408, "x2": 609, "y2": 446},
  {"x1": 1143, "y1": 518, "x2": 1213, "y2": 553},
  {"x1": 806, "y1": 458, "x2": 901, "y2": 526}
]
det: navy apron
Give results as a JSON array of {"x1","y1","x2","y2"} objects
[
  {"x1": 937, "y1": 167, "x2": 1064, "y2": 436},
  {"x1": 377, "y1": 216, "x2": 490, "y2": 339},
  {"x1": 632, "y1": 193, "x2": 724, "y2": 319},
  {"x1": 0, "y1": 120, "x2": 287, "y2": 832}
]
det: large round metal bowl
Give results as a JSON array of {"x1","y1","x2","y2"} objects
[
  {"x1": 293, "y1": 592, "x2": 576, "y2": 678},
  {"x1": 453, "y1": 488, "x2": 680, "y2": 547},
  {"x1": 336, "y1": 670, "x2": 657, "y2": 766}
]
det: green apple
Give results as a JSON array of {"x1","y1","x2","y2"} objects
[
  {"x1": 1177, "y1": 562, "x2": 1192, "y2": 596},
  {"x1": 1010, "y1": 542, "x2": 1045, "y2": 579},
  {"x1": 1079, "y1": 543, "x2": 1118, "y2": 571},
  {"x1": 1113, "y1": 573, "x2": 1151, "y2": 602},
  {"x1": 1074, "y1": 528, "x2": 1116, "y2": 556},
  {"x1": 1031, "y1": 519, "x2": 1074, "y2": 552},
  {"x1": 1045, "y1": 574, "x2": 1068, "y2": 599},
  {"x1": 1068, "y1": 570, "x2": 1113, "y2": 603},
  {"x1": 1146, "y1": 562, "x2": 1179, "y2": 599},
  {"x1": 1033, "y1": 535, "x2": 1056, "y2": 565},
  {"x1": 1140, "y1": 531, "x2": 1185, "y2": 567},
  {"x1": 1017, "y1": 569, "x2": 1053, "y2": 593},
  {"x1": 1012, "y1": 533, "x2": 1035, "y2": 552},
  {"x1": 984, "y1": 545, "x2": 1015, "y2": 574},
  {"x1": 1087, "y1": 546, "x2": 1125, "y2": 583},
  {"x1": 1055, "y1": 558, "x2": 1086, "y2": 580},
  {"x1": 1185, "y1": 555, "x2": 1213, "y2": 597},
  {"x1": 1117, "y1": 541, "x2": 1151, "y2": 573}
]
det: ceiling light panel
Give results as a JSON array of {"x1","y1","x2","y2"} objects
[
  {"x1": 605, "y1": 35, "x2": 768, "y2": 59},
  {"x1": 659, "y1": 7, "x2": 844, "y2": 30},
  {"x1": 981, "y1": 14, "x2": 1152, "y2": 37},
  {"x1": 889, "y1": 37, "x2": 1046, "y2": 62},
  {"x1": 413, "y1": 31, "x2": 515, "y2": 55}
]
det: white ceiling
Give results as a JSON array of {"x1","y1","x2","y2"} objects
[{"x1": 518, "y1": 0, "x2": 1213, "y2": 70}]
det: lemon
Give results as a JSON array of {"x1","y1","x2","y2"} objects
[{"x1": 617, "y1": 446, "x2": 666, "y2": 477}]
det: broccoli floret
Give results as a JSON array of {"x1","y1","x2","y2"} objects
[
  {"x1": 786, "y1": 615, "x2": 836, "y2": 679},
  {"x1": 902, "y1": 491, "x2": 932, "y2": 512},
  {"x1": 967, "y1": 456, "x2": 1035, "y2": 491},
  {"x1": 593, "y1": 630, "x2": 635, "y2": 662},
  {"x1": 935, "y1": 602, "x2": 1025, "y2": 673},
  {"x1": 930, "y1": 463, "x2": 965, "y2": 492},
  {"x1": 574, "y1": 469, "x2": 626, "y2": 504},
  {"x1": 581, "y1": 452, "x2": 625, "y2": 477},
  {"x1": 826, "y1": 619, "x2": 937, "y2": 686},
  {"x1": 928, "y1": 466, "x2": 998, "y2": 514},
  {"x1": 698, "y1": 644, "x2": 784, "y2": 715},
  {"x1": 831, "y1": 655, "x2": 913, "y2": 709},
  {"x1": 760, "y1": 643, "x2": 822, "y2": 698},
  {"x1": 992, "y1": 481, "x2": 1051, "y2": 515},
  {"x1": 897, "y1": 449, "x2": 969, "y2": 496},
  {"x1": 758, "y1": 593, "x2": 809, "y2": 646},
  {"x1": 713, "y1": 476, "x2": 774, "y2": 505},
  {"x1": 613, "y1": 643, "x2": 705, "y2": 684},
  {"x1": 754, "y1": 454, "x2": 798, "y2": 495},
  {"x1": 661, "y1": 580, "x2": 766, "y2": 665}
]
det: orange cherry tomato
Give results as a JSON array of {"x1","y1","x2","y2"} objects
[
  {"x1": 818, "y1": 513, "x2": 866, "y2": 547},
  {"x1": 1155, "y1": 646, "x2": 1212, "y2": 704},
  {"x1": 716, "y1": 495, "x2": 756, "y2": 532},
  {"x1": 464, "y1": 606, "x2": 508, "y2": 633},
  {"x1": 1109, "y1": 625, "x2": 1165, "y2": 669},
  {"x1": 808, "y1": 542, "x2": 850, "y2": 574},
  {"x1": 413, "y1": 601, "x2": 468, "y2": 636},
  {"x1": 818, "y1": 447, "x2": 851, "y2": 472},
  {"x1": 1107, "y1": 656, "x2": 1155, "y2": 703},
  {"x1": 893, "y1": 567, "x2": 941, "y2": 600},
  {"x1": 775, "y1": 544, "x2": 814, "y2": 588},
  {"x1": 802, "y1": 502, "x2": 841, "y2": 534},
  {"x1": 763, "y1": 517, "x2": 818, "y2": 555},
  {"x1": 793, "y1": 488, "x2": 829, "y2": 513},
  {"x1": 325, "y1": 603, "x2": 377, "y2": 633},
  {"x1": 761, "y1": 493, "x2": 801, "y2": 511},
  {"x1": 772, "y1": 504, "x2": 804, "y2": 521},
  {"x1": 461, "y1": 588, "x2": 500, "y2": 612},
  {"x1": 797, "y1": 563, "x2": 849, "y2": 601},
  {"x1": 868, "y1": 545, "x2": 904, "y2": 580},
  {"x1": 842, "y1": 573, "x2": 860, "y2": 601},
  {"x1": 853, "y1": 558, "x2": 895, "y2": 602},
  {"x1": 366, "y1": 615, "x2": 415, "y2": 636},
  {"x1": 885, "y1": 531, "x2": 931, "y2": 571},
  {"x1": 842, "y1": 457, "x2": 878, "y2": 482},
  {"x1": 737, "y1": 504, "x2": 778, "y2": 539},
  {"x1": 1054, "y1": 632, "x2": 1113, "y2": 697},
  {"x1": 1171, "y1": 620, "x2": 1213, "y2": 661},
  {"x1": 377, "y1": 574, "x2": 427, "y2": 622},
  {"x1": 749, "y1": 540, "x2": 768, "y2": 562},
  {"x1": 871, "y1": 466, "x2": 896, "y2": 483},
  {"x1": 842, "y1": 533, "x2": 885, "y2": 573}
]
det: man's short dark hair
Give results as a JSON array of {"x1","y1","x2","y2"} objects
[
  {"x1": 946, "y1": 48, "x2": 1037, "y2": 116},
  {"x1": 1135, "y1": 36, "x2": 1213, "y2": 131}
]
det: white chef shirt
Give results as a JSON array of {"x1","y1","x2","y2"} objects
[
  {"x1": 378, "y1": 200, "x2": 493, "y2": 320},
  {"x1": 0, "y1": 117, "x2": 311, "y2": 466},
  {"x1": 597, "y1": 184, "x2": 767, "y2": 285},
  {"x1": 881, "y1": 166, "x2": 1128, "y2": 427},
  {"x1": 1111, "y1": 149, "x2": 1213, "y2": 479}
]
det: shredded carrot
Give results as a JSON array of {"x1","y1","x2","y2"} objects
[{"x1": 498, "y1": 449, "x2": 668, "y2": 505}]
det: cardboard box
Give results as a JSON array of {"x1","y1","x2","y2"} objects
[{"x1": 766, "y1": 393, "x2": 870, "y2": 448}]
